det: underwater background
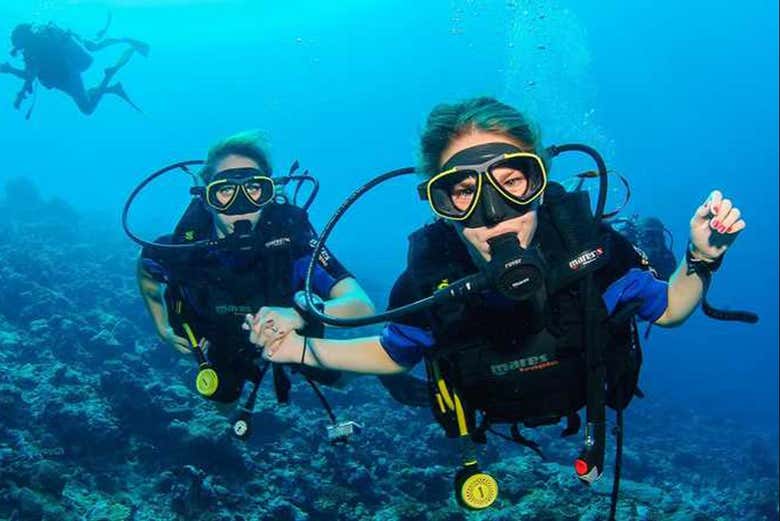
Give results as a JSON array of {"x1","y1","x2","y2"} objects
[{"x1": 0, "y1": 1, "x2": 777, "y2": 520}]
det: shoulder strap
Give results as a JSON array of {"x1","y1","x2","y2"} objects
[
  {"x1": 537, "y1": 204, "x2": 612, "y2": 294},
  {"x1": 173, "y1": 199, "x2": 213, "y2": 243}
]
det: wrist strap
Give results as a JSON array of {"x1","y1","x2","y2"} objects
[
  {"x1": 684, "y1": 243, "x2": 758, "y2": 324},
  {"x1": 685, "y1": 241, "x2": 723, "y2": 276},
  {"x1": 301, "y1": 336, "x2": 308, "y2": 365}
]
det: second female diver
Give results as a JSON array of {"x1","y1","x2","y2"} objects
[{"x1": 135, "y1": 131, "x2": 375, "y2": 438}]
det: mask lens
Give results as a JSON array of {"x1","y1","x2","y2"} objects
[
  {"x1": 242, "y1": 176, "x2": 274, "y2": 206},
  {"x1": 428, "y1": 170, "x2": 479, "y2": 219},
  {"x1": 488, "y1": 154, "x2": 545, "y2": 204},
  {"x1": 207, "y1": 182, "x2": 238, "y2": 210}
]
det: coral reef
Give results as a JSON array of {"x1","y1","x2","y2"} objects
[{"x1": 0, "y1": 188, "x2": 777, "y2": 520}]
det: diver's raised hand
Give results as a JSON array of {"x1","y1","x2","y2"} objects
[
  {"x1": 689, "y1": 190, "x2": 745, "y2": 260},
  {"x1": 159, "y1": 326, "x2": 191, "y2": 355}
]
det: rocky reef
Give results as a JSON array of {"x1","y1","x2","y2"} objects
[{"x1": 0, "y1": 182, "x2": 777, "y2": 520}]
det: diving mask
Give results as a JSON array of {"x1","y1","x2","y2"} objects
[
  {"x1": 419, "y1": 143, "x2": 547, "y2": 228},
  {"x1": 201, "y1": 167, "x2": 275, "y2": 215}
]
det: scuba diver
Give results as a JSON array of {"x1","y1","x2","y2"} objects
[
  {"x1": 132, "y1": 131, "x2": 376, "y2": 441},
  {"x1": 0, "y1": 19, "x2": 148, "y2": 117},
  {"x1": 245, "y1": 97, "x2": 755, "y2": 516}
]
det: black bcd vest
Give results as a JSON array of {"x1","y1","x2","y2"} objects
[
  {"x1": 406, "y1": 207, "x2": 642, "y2": 439},
  {"x1": 145, "y1": 200, "x2": 325, "y2": 355}
]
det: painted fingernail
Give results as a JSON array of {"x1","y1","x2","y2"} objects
[
  {"x1": 719, "y1": 225, "x2": 727, "y2": 233},
  {"x1": 711, "y1": 220, "x2": 719, "y2": 227},
  {"x1": 713, "y1": 205, "x2": 719, "y2": 212}
]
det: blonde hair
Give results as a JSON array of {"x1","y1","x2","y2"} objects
[
  {"x1": 200, "y1": 130, "x2": 271, "y2": 183},
  {"x1": 418, "y1": 97, "x2": 544, "y2": 177}
]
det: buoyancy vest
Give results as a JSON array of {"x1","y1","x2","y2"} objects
[
  {"x1": 406, "y1": 205, "x2": 642, "y2": 440},
  {"x1": 145, "y1": 200, "x2": 325, "y2": 357},
  {"x1": 31, "y1": 25, "x2": 93, "y2": 88}
]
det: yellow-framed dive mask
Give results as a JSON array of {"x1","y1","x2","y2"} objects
[
  {"x1": 203, "y1": 167, "x2": 275, "y2": 215},
  {"x1": 418, "y1": 146, "x2": 547, "y2": 227}
]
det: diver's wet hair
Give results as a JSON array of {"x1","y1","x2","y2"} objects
[
  {"x1": 200, "y1": 130, "x2": 272, "y2": 183},
  {"x1": 418, "y1": 97, "x2": 544, "y2": 178}
]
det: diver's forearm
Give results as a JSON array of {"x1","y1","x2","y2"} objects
[
  {"x1": 321, "y1": 278, "x2": 376, "y2": 322},
  {"x1": 136, "y1": 262, "x2": 170, "y2": 334},
  {"x1": 323, "y1": 294, "x2": 375, "y2": 320},
  {"x1": 303, "y1": 337, "x2": 406, "y2": 375},
  {"x1": 140, "y1": 292, "x2": 170, "y2": 335},
  {"x1": 655, "y1": 260, "x2": 704, "y2": 326}
]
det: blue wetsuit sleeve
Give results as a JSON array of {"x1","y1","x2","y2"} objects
[
  {"x1": 375, "y1": 269, "x2": 434, "y2": 367},
  {"x1": 597, "y1": 228, "x2": 670, "y2": 323},
  {"x1": 139, "y1": 235, "x2": 173, "y2": 283},
  {"x1": 602, "y1": 269, "x2": 669, "y2": 323},
  {"x1": 292, "y1": 254, "x2": 350, "y2": 297},
  {"x1": 379, "y1": 322, "x2": 434, "y2": 367},
  {"x1": 141, "y1": 258, "x2": 169, "y2": 283},
  {"x1": 291, "y1": 220, "x2": 354, "y2": 297}
]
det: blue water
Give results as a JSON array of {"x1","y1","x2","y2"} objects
[{"x1": 1, "y1": 0, "x2": 777, "y2": 516}]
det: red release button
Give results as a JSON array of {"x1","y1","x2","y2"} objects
[{"x1": 574, "y1": 458, "x2": 589, "y2": 475}]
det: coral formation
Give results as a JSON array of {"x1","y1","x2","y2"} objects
[{"x1": 0, "y1": 186, "x2": 777, "y2": 520}]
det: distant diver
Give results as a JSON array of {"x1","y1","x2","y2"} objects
[
  {"x1": 0, "y1": 16, "x2": 148, "y2": 118},
  {"x1": 612, "y1": 215, "x2": 678, "y2": 281},
  {"x1": 559, "y1": 169, "x2": 678, "y2": 282}
]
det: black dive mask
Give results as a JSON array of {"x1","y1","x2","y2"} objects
[
  {"x1": 123, "y1": 159, "x2": 319, "y2": 253},
  {"x1": 432, "y1": 144, "x2": 548, "y2": 299},
  {"x1": 202, "y1": 167, "x2": 275, "y2": 216},
  {"x1": 419, "y1": 142, "x2": 547, "y2": 228}
]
